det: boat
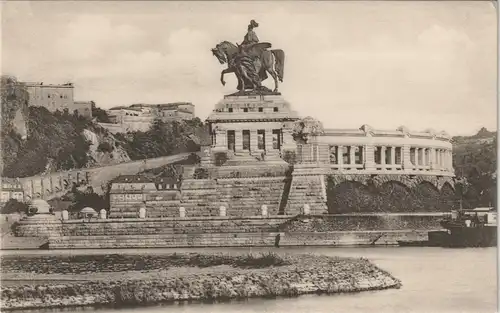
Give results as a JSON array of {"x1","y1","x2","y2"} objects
[
  {"x1": 438, "y1": 207, "x2": 497, "y2": 248},
  {"x1": 397, "y1": 207, "x2": 497, "y2": 248}
]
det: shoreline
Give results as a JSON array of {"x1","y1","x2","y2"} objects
[{"x1": 0, "y1": 253, "x2": 401, "y2": 311}]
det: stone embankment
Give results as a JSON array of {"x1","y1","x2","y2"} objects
[{"x1": 0, "y1": 252, "x2": 401, "y2": 310}]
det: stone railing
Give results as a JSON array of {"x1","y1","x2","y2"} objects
[
  {"x1": 13, "y1": 153, "x2": 192, "y2": 201},
  {"x1": 295, "y1": 125, "x2": 454, "y2": 177}
]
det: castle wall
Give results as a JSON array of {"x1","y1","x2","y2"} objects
[{"x1": 25, "y1": 83, "x2": 74, "y2": 113}]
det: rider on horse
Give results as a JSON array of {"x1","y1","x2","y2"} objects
[{"x1": 239, "y1": 20, "x2": 271, "y2": 60}]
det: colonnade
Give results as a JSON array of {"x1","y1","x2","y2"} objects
[{"x1": 299, "y1": 143, "x2": 453, "y2": 173}]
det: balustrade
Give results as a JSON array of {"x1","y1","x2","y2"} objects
[{"x1": 306, "y1": 143, "x2": 452, "y2": 176}]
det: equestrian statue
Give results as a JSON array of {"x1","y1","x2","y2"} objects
[{"x1": 211, "y1": 20, "x2": 285, "y2": 94}]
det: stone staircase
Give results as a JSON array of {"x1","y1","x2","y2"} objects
[
  {"x1": 180, "y1": 179, "x2": 220, "y2": 217},
  {"x1": 145, "y1": 191, "x2": 181, "y2": 218},
  {"x1": 49, "y1": 233, "x2": 283, "y2": 249},
  {"x1": 216, "y1": 177, "x2": 287, "y2": 216},
  {"x1": 286, "y1": 174, "x2": 328, "y2": 215},
  {"x1": 49, "y1": 216, "x2": 293, "y2": 249}
]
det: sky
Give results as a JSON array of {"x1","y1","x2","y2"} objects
[{"x1": 1, "y1": 1, "x2": 497, "y2": 136}]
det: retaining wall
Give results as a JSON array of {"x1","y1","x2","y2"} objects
[{"x1": 12, "y1": 213, "x2": 447, "y2": 249}]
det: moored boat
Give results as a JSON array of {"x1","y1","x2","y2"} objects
[{"x1": 398, "y1": 207, "x2": 497, "y2": 248}]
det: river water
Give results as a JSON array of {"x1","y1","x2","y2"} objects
[{"x1": 4, "y1": 247, "x2": 497, "y2": 313}]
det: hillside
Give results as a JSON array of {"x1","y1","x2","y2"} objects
[
  {"x1": 1, "y1": 76, "x2": 209, "y2": 178},
  {"x1": 452, "y1": 128, "x2": 497, "y2": 208},
  {"x1": 113, "y1": 118, "x2": 210, "y2": 161},
  {"x1": 1, "y1": 106, "x2": 132, "y2": 178}
]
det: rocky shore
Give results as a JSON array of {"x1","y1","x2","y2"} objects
[{"x1": 0, "y1": 252, "x2": 401, "y2": 311}]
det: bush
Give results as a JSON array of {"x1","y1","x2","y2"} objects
[
  {"x1": 214, "y1": 152, "x2": 228, "y2": 166},
  {"x1": 193, "y1": 168, "x2": 209, "y2": 179},
  {"x1": 282, "y1": 150, "x2": 297, "y2": 164},
  {"x1": 0, "y1": 199, "x2": 28, "y2": 214},
  {"x1": 97, "y1": 142, "x2": 114, "y2": 153}
]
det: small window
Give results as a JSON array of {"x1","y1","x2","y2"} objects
[
  {"x1": 48, "y1": 95, "x2": 50, "y2": 98},
  {"x1": 60, "y1": 95, "x2": 63, "y2": 98},
  {"x1": 243, "y1": 108, "x2": 248, "y2": 112},
  {"x1": 273, "y1": 107, "x2": 279, "y2": 112},
  {"x1": 258, "y1": 107, "x2": 263, "y2": 112},
  {"x1": 228, "y1": 108, "x2": 233, "y2": 113}
]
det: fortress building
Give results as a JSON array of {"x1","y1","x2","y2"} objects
[
  {"x1": 23, "y1": 82, "x2": 92, "y2": 118},
  {"x1": 102, "y1": 102, "x2": 196, "y2": 133},
  {"x1": 0, "y1": 178, "x2": 25, "y2": 204}
]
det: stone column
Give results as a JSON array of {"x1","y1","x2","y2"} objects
[
  {"x1": 364, "y1": 145, "x2": 375, "y2": 169},
  {"x1": 422, "y1": 148, "x2": 427, "y2": 166},
  {"x1": 338, "y1": 145, "x2": 344, "y2": 168},
  {"x1": 281, "y1": 128, "x2": 295, "y2": 150},
  {"x1": 381, "y1": 146, "x2": 386, "y2": 166},
  {"x1": 349, "y1": 146, "x2": 356, "y2": 165},
  {"x1": 235, "y1": 130, "x2": 243, "y2": 152},
  {"x1": 302, "y1": 204, "x2": 311, "y2": 215},
  {"x1": 40, "y1": 178, "x2": 44, "y2": 199},
  {"x1": 450, "y1": 150, "x2": 454, "y2": 170},
  {"x1": 265, "y1": 129, "x2": 274, "y2": 152},
  {"x1": 429, "y1": 148, "x2": 435, "y2": 170},
  {"x1": 216, "y1": 130, "x2": 227, "y2": 149},
  {"x1": 402, "y1": 145, "x2": 411, "y2": 169},
  {"x1": 99, "y1": 209, "x2": 107, "y2": 219},
  {"x1": 219, "y1": 206, "x2": 226, "y2": 217},
  {"x1": 437, "y1": 149, "x2": 441, "y2": 169},
  {"x1": 261, "y1": 205, "x2": 268, "y2": 216},
  {"x1": 390, "y1": 146, "x2": 396, "y2": 166},
  {"x1": 250, "y1": 129, "x2": 258, "y2": 153}
]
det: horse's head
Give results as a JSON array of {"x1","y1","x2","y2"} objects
[
  {"x1": 211, "y1": 45, "x2": 227, "y2": 65},
  {"x1": 211, "y1": 41, "x2": 238, "y2": 64}
]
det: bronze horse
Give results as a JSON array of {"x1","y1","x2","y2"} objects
[{"x1": 211, "y1": 41, "x2": 285, "y2": 92}]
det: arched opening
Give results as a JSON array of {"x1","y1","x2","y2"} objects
[
  {"x1": 327, "y1": 180, "x2": 374, "y2": 213},
  {"x1": 412, "y1": 181, "x2": 442, "y2": 212},
  {"x1": 378, "y1": 181, "x2": 412, "y2": 212}
]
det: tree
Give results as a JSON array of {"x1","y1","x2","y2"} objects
[
  {"x1": 453, "y1": 129, "x2": 497, "y2": 208},
  {"x1": 91, "y1": 101, "x2": 112, "y2": 123},
  {"x1": 0, "y1": 199, "x2": 28, "y2": 214}
]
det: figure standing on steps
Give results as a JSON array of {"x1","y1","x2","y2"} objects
[{"x1": 274, "y1": 233, "x2": 281, "y2": 248}]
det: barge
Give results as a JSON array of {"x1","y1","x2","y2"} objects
[{"x1": 398, "y1": 207, "x2": 497, "y2": 248}]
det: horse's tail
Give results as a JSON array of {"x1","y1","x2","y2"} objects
[{"x1": 272, "y1": 49, "x2": 285, "y2": 82}]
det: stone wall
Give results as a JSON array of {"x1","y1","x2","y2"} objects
[
  {"x1": 49, "y1": 216, "x2": 290, "y2": 249},
  {"x1": 49, "y1": 233, "x2": 283, "y2": 249},
  {"x1": 216, "y1": 177, "x2": 286, "y2": 216},
  {"x1": 15, "y1": 217, "x2": 62, "y2": 237},
  {"x1": 17, "y1": 153, "x2": 191, "y2": 201},
  {"x1": 60, "y1": 216, "x2": 288, "y2": 236},
  {"x1": 280, "y1": 213, "x2": 447, "y2": 232},
  {"x1": 279, "y1": 230, "x2": 430, "y2": 246}
]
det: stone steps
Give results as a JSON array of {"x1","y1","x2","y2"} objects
[
  {"x1": 286, "y1": 175, "x2": 327, "y2": 215},
  {"x1": 59, "y1": 217, "x2": 289, "y2": 238},
  {"x1": 49, "y1": 232, "x2": 283, "y2": 249}
]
